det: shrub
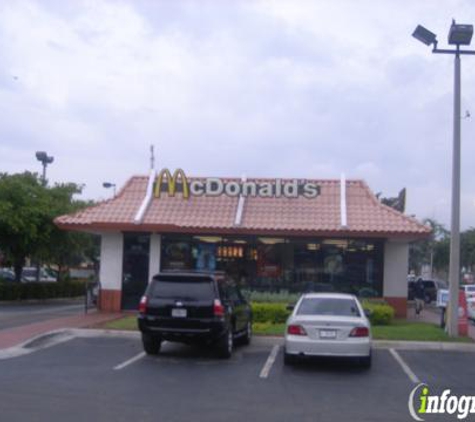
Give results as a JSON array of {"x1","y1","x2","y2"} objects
[
  {"x1": 0, "y1": 282, "x2": 85, "y2": 301},
  {"x1": 362, "y1": 300, "x2": 395, "y2": 326},
  {"x1": 251, "y1": 303, "x2": 291, "y2": 324},
  {"x1": 246, "y1": 290, "x2": 301, "y2": 304}
]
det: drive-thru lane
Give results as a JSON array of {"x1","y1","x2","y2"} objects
[{"x1": 0, "y1": 300, "x2": 85, "y2": 330}]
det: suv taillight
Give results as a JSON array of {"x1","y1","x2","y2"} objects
[
  {"x1": 349, "y1": 327, "x2": 369, "y2": 337},
  {"x1": 139, "y1": 296, "x2": 147, "y2": 314},
  {"x1": 214, "y1": 299, "x2": 225, "y2": 317},
  {"x1": 287, "y1": 324, "x2": 307, "y2": 336}
]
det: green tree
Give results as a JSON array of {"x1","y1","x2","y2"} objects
[
  {"x1": 461, "y1": 228, "x2": 475, "y2": 271},
  {"x1": 45, "y1": 186, "x2": 99, "y2": 280},
  {"x1": 0, "y1": 172, "x2": 52, "y2": 281},
  {"x1": 409, "y1": 218, "x2": 448, "y2": 276},
  {"x1": 0, "y1": 172, "x2": 98, "y2": 282}
]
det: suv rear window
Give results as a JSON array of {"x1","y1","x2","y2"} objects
[{"x1": 150, "y1": 275, "x2": 215, "y2": 300}]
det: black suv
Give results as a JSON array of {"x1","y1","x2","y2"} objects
[
  {"x1": 138, "y1": 271, "x2": 252, "y2": 358},
  {"x1": 408, "y1": 279, "x2": 448, "y2": 303}
]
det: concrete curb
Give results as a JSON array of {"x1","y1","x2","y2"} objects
[{"x1": 373, "y1": 340, "x2": 475, "y2": 352}]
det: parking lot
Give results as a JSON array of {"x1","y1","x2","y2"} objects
[{"x1": 0, "y1": 333, "x2": 473, "y2": 422}]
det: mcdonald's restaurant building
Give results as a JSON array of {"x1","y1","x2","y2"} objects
[{"x1": 55, "y1": 168, "x2": 431, "y2": 318}]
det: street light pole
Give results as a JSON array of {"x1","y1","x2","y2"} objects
[
  {"x1": 34, "y1": 151, "x2": 54, "y2": 282},
  {"x1": 413, "y1": 21, "x2": 474, "y2": 337},
  {"x1": 448, "y1": 49, "x2": 461, "y2": 337},
  {"x1": 35, "y1": 151, "x2": 54, "y2": 186}
]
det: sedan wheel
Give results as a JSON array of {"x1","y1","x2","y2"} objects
[
  {"x1": 359, "y1": 353, "x2": 372, "y2": 369},
  {"x1": 284, "y1": 351, "x2": 296, "y2": 365}
]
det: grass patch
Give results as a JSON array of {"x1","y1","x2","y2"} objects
[
  {"x1": 372, "y1": 320, "x2": 473, "y2": 343},
  {"x1": 98, "y1": 316, "x2": 473, "y2": 343},
  {"x1": 253, "y1": 322, "x2": 286, "y2": 336},
  {"x1": 101, "y1": 315, "x2": 137, "y2": 331}
]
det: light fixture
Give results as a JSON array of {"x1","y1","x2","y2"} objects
[
  {"x1": 448, "y1": 21, "x2": 473, "y2": 45},
  {"x1": 35, "y1": 151, "x2": 54, "y2": 184},
  {"x1": 412, "y1": 25, "x2": 437, "y2": 46},
  {"x1": 102, "y1": 182, "x2": 117, "y2": 196}
]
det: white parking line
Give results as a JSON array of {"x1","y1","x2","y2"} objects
[
  {"x1": 259, "y1": 345, "x2": 280, "y2": 379},
  {"x1": 113, "y1": 352, "x2": 146, "y2": 371},
  {"x1": 389, "y1": 348, "x2": 420, "y2": 384}
]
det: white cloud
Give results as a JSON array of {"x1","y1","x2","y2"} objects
[{"x1": 1, "y1": 0, "x2": 475, "y2": 228}]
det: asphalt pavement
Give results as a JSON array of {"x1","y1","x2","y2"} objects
[
  {"x1": 0, "y1": 300, "x2": 85, "y2": 330},
  {"x1": 0, "y1": 334, "x2": 472, "y2": 422}
]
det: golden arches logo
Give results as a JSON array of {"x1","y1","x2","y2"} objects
[{"x1": 154, "y1": 169, "x2": 189, "y2": 199}]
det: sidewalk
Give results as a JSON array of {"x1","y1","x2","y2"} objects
[
  {"x1": 407, "y1": 302, "x2": 475, "y2": 341},
  {"x1": 0, "y1": 311, "x2": 123, "y2": 350}
]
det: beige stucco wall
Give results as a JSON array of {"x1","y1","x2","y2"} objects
[
  {"x1": 383, "y1": 240, "x2": 409, "y2": 297},
  {"x1": 99, "y1": 232, "x2": 123, "y2": 290}
]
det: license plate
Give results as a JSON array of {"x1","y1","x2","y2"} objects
[
  {"x1": 171, "y1": 308, "x2": 187, "y2": 318},
  {"x1": 319, "y1": 329, "x2": 337, "y2": 339}
]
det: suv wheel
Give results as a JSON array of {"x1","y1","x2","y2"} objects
[
  {"x1": 142, "y1": 333, "x2": 162, "y2": 355},
  {"x1": 217, "y1": 328, "x2": 233, "y2": 359},
  {"x1": 242, "y1": 321, "x2": 252, "y2": 346}
]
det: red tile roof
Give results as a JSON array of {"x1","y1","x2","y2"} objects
[{"x1": 55, "y1": 175, "x2": 430, "y2": 239}]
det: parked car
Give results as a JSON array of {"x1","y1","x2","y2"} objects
[
  {"x1": 461, "y1": 284, "x2": 475, "y2": 299},
  {"x1": 138, "y1": 271, "x2": 252, "y2": 358},
  {"x1": 284, "y1": 293, "x2": 372, "y2": 368},
  {"x1": 408, "y1": 279, "x2": 447, "y2": 304},
  {"x1": 467, "y1": 297, "x2": 475, "y2": 321},
  {"x1": 0, "y1": 268, "x2": 15, "y2": 282},
  {"x1": 21, "y1": 267, "x2": 57, "y2": 283}
]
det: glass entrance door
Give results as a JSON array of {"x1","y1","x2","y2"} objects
[{"x1": 121, "y1": 233, "x2": 150, "y2": 310}]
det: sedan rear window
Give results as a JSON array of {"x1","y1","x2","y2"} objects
[
  {"x1": 297, "y1": 298, "x2": 361, "y2": 317},
  {"x1": 150, "y1": 277, "x2": 215, "y2": 300}
]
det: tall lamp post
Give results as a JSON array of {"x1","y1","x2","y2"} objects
[
  {"x1": 35, "y1": 151, "x2": 54, "y2": 185},
  {"x1": 412, "y1": 20, "x2": 475, "y2": 337},
  {"x1": 34, "y1": 151, "x2": 54, "y2": 282}
]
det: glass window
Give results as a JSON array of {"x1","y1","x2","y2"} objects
[
  {"x1": 151, "y1": 277, "x2": 215, "y2": 300},
  {"x1": 297, "y1": 297, "x2": 361, "y2": 317},
  {"x1": 161, "y1": 236, "x2": 193, "y2": 270},
  {"x1": 159, "y1": 235, "x2": 384, "y2": 298}
]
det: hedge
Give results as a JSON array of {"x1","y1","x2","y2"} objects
[
  {"x1": 362, "y1": 300, "x2": 395, "y2": 326},
  {"x1": 251, "y1": 303, "x2": 291, "y2": 324},
  {"x1": 0, "y1": 282, "x2": 85, "y2": 301},
  {"x1": 251, "y1": 300, "x2": 395, "y2": 326}
]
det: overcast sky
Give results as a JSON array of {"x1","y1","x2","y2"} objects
[{"x1": 1, "y1": 0, "x2": 474, "y2": 229}]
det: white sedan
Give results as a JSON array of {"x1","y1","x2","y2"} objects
[{"x1": 284, "y1": 293, "x2": 372, "y2": 368}]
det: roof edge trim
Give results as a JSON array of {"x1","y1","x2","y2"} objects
[
  {"x1": 234, "y1": 174, "x2": 247, "y2": 226},
  {"x1": 133, "y1": 168, "x2": 156, "y2": 224},
  {"x1": 340, "y1": 173, "x2": 348, "y2": 229}
]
